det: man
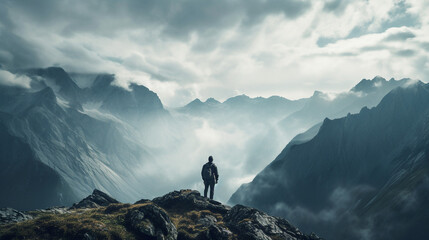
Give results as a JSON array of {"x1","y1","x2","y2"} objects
[{"x1": 201, "y1": 156, "x2": 219, "y2": 200}]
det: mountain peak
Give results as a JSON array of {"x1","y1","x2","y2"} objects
[
  {"x1": 45, "y1": 66, "x2": 67, "y2": 75},
  {"x1": 205, "y1": 97, "x2": 220, "y2": 104},
  {"x1": 91, "y1": 74, "x2": 115, "y2": 89},
  {"x1": 235, "y1": 94, "x2": 250, "y2": 99},
  {"x1": 223, "y1": 94, "x2": 251, "y2": 105},
  {"x1": 372, "y1": 75, "x2": 386, "y2": 82},
  {"x1": 185, "y1": 98, "x2": 203, "y2": 107},
  {"x1": 31, "y1": 67, "x2": 75, "y2": 87},
  {"x1": 27, "y1": 67, "x2": 82, "y2": 104},
  {"x1": 312, "y1": 90, "x2": 324, "y2": 97},
  {"x1": 351, "y1": 76, "x2": 388, "y2": 92}
]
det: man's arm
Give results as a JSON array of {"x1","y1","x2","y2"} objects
[
  {"x1": 213, "y1": 164, "x2": 219, "y2": 182},
  {"x1": 201, "y1": 165, "x2": 205, "y2": 180}
]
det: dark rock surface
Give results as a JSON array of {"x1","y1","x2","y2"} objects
[
  {"x1": 125, "y1": 204, "x2": 177, "y2": 240},
  {"x1": 204, "y1": 224, "x2": 233, "y2": 240},
  {"x1": 154, "y1": 190, "x2": 321, "y2": 240},
  {"x1": 0, "y1": 208, "x2": 33, "y2": 225},
  {"x1": 70, "y1": 189, "x2": 119, "y2": 209},
  {"x1": 225, "y1": 205, "x2": 320, "y2": 240},
  {"x1": 197, "y1": 214, "x2": 217, "y2": 227},
  {"x1": 153, "y1": 189, "x2": 231, "y2": 214},
  {"x1": 33, "y1": 207, "x2": 71, "y2": 215}
]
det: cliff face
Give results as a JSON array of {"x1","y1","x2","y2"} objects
[{"x1": 0, "y1": 189, "x2": 322, "y2": 240}]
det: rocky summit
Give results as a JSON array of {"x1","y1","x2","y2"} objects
[{"x1": 0, "y1": 189, "x2": 321, "y2": 240}]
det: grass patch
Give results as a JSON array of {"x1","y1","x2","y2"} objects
[
  {"x1": 0, "y1": 205, "x2": 136, "y2": 240},
  {"x1": 0, "y1": 201, "x2": 235, "y2": 240},
  {"x1": 168, "y1": 208, "x2": 231, "y2": 240}
]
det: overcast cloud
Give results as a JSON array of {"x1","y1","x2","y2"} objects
[{"x1": 1, "y1": 0, "x2": 428, "y2": 106}]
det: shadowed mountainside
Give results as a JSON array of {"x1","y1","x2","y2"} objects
[{"x1": 230, "y1": 81, "x2": 429, "y2": 239}]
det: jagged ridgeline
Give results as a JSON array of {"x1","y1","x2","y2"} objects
[
  {"x1": 0, "y1": 189, "x2": 322, "y2": 240},
  {"x1": 230, "y1": 81, "x2": 429, "y2": 240}
]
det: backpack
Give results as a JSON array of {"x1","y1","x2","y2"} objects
[{"x1": 202, "y1": 163, "x2": 213, "y2": 180}]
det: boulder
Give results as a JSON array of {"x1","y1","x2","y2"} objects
[
  {"x1": 224, "y1": 205, "x2": 321, "y2": 240},
  {"x1": 152, "y1": 189, "x2": 230, "y2": 214},
  {"x1": 125, "y1": 204, "x2": 177, "y2": 240},
  {"x1": 34, "y1": 207, "x2": 70, "y2": 215},
  {"x1": 197, "y1": 214, "x2": 217, "y2": 227},
  {"x1": 0, "y1": 208, "x2": 33, "y2": 225},
  {"x1": 203, "y1": 224, "x2": 233, "y2": 240},
  {"x1": 70, "y1": 189, "x2": 119, "y2": 209}
]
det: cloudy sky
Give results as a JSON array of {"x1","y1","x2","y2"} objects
[{"x1": 1, "y1": 0, "x2": 428, "y2": 107}]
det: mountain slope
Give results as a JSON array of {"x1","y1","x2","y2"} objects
[
  {"x1": 0, "y1": 68, "x2": 166, "y2": 209},
  {"x1": 0, "y1": 85, "x2": 151, "y2": 202},
  {"x1": 82, "y1": 73, "x2": 178, "y2": 148},
  {"x1": 230, "y1": 82, "x2": 429, "y2": 239},
  {"x1": 0, "y1": 115, "x2": 78, "y2": 210}
]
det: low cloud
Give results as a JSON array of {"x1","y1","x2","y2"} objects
[
  {"x1": 385, "y1": 30, "x2": 416, "y2": 41},
  {"x1": 323, "y1": 0, "x2": 350, "y2": 15},
  {"x1": 395, "y1": 49, "x2": 416, "y2": 57},
  {"x1": 0, "y1": 70, "x2": 31, "y2": 88},
  {"x1": 270, "y1": 185, "x2": 377, "y2": 239}
]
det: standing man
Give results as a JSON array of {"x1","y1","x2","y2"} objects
[{"x1": 201, "y1": 156, "x2": 219, "y2": 200}]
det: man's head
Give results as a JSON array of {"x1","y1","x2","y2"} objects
[{"x1": 208, "y1": 156, "x2": 213, "y2": 163}]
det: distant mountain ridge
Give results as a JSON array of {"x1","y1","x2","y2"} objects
[
  {"x1": 180, "y1": 94, "x2": 307, "y2": 123},
  {"x1": 350, "y1": 76, "x2": 409, "y2": 93},
  {"x1": 279, "y1": 76, "x2": 411, "y2": 134}
]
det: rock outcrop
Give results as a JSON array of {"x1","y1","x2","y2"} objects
[
  {"x1": 70, "y1": 189, "x2": 119, "y2": 209},
  {"x1": 224, "y1": 205, "x2": 319, "y2": 240},
  {"x1": 152, "y1": 189, "x2": 231, "y2": 214},
  {"x1": 126, "y1": 204, "x2": 177, "y2": 240},
  {"x1": 0, "y1": 208, "x2": 33, "y2": 225},
  {"x1": 0, "y1": 189, "x2": 322, "y2": 240}
]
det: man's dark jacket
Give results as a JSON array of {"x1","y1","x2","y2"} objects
[{"x1": 201, "y1": 162, "x2": 219, "y2": 183}]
